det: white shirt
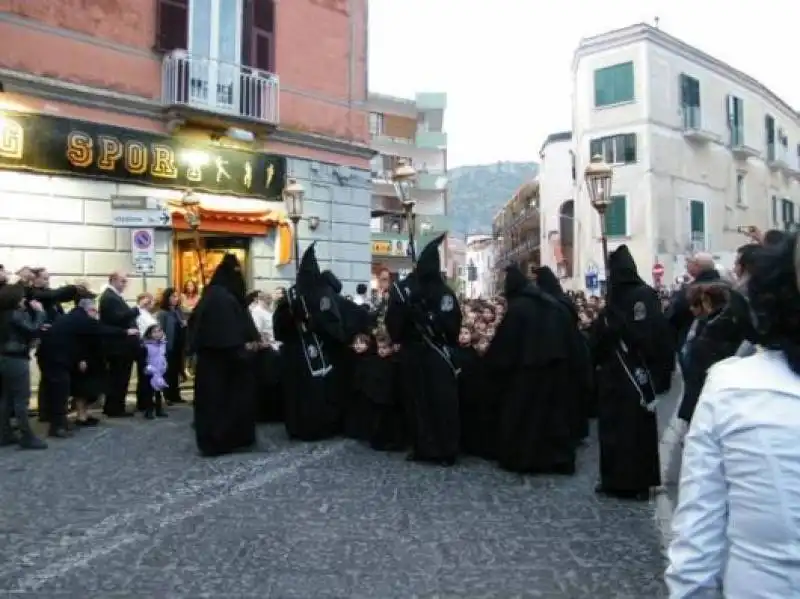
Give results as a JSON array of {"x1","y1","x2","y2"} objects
[
  {"x1": 136, "y1": 309, "x2": 158, "y2": 338},
  {"x1": 249, "y1": 302, "x2": 273, "y2": 340},
  {"x1": 666, "y1": 350, "x2": 800, "y2": 598},
  {"x1": 353, "y1": 294, "x2": 367, "y2": 306}
]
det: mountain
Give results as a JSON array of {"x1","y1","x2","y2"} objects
[{"x1": 447, "y1": 162, "x2": 539, "y2": 236}]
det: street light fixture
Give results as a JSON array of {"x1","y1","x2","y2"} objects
[
  {"x1": 180, "y1": 190, "x2": 206, "y2": 287},
  {"x1": 392, "y1": 159, "x2": 418, "y2": 262},
  {"x1": 583, "y1": 154, "x2": 614, "y2": 296},
  {"x1": 282, "y1": 178, "x2": 305, "y2": 271}
]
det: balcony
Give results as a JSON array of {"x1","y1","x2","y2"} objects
[
  {"x1": 415, "y1": 92, "x2": 447, "y2": 111},
  {"x1": 681, "y1": 106, "x2": 718, "y2": 143},
  {"x1": 416, "y1": 130, "x2": 447, "y2": 149},
  {"x1": 417, "y1": 171, "x2": 448, "y2": 191},
  {"x1": 161, "y1": 51, "x2": 279, "y2": 128},
  {"x1": 767, "y1": 143, "x2": 792, "y2": 174}
]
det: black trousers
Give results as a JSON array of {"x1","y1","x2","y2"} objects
[
  {"x1": 104, "y1": 355, "x2": 134, "y2": 416},
  {"x1": 164, "y1": 348, "x2": 183, "y2": 403},
  {"x1": 36, "y1": 353, "x2": 49, "y2": 421},
  {"x1": 40, "y1": 364, "x2": 70, "y2": 430}
]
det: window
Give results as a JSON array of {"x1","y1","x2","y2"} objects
[
  {"x1": 603, "y1": 195, "x2": 627, "y2": 237},
  {"x1": 765, "y1": 115, "x2": 776, "y2": 161},
  {"x1": 736, "y1": 172, "x2": 746, "y2": 206},
  {"x1": 726, "y1": 95, "x2": 744, "y2": 146},
  {"x1": 772, "y1": 195, "x2": 779, "y2": 227},
  {"x1": 778, "y1": 129, "x2": 789, "y2": 162},
  {"x1": 679, "y1": 74, "x2": 701, "y2": 129},
  {"x1": 594, "y1": 62, "x2": 634, "y2": 107},
  {"x1": 782, "y1": 199, "x2": 795, "y2": 232},
  {"x1": 689, "y1": 200, "x2": 706, "y2": 251},
  {"x1": 369, "y1": 112, "x2": 385, "y2": 136},
  {"x1": 589, "y1": 134, "x2": 637, "y2": 165}
]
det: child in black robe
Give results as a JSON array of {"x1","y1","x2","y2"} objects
[
  {"x1": 345, "y1": 333, "x2": 374, "y2": 441},
  {"x1": 369, "y1": 336, "x2": 405, "y2": 451},
  {"x1": 454, "y1": 326, "x2": 482, "y2": 456}
]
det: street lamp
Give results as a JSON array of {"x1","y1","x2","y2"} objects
[
  {"x1": 584, "y1": 154, "x2": 614, "y2": 295},
  {"x1": 283, "y1": 178, "x2": 305, "y2": 271},
  {"x1": 392, "y1": 160, "x2": 417, "y2": 262},
  {"x1": 180, "y1": 190, "x2": 206, "y2": 287}
]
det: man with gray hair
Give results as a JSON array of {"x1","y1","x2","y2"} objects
[{"x1": 667, "y1": 252, "x2": 721, "y2": 352}]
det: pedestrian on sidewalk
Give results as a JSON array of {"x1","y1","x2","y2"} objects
[{"x1": 0, "y1": 284, "x2": 48, "y2": 449}]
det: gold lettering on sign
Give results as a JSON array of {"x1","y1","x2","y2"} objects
[
  {"x1": 0, "y1": 119, "x2": 24, "y2": 160},
  {"x1": 265, "y1": 163, "x2": 275, "y2": 190},
  {"x1": 66, "y1": 131, "x2": 93, "y2": 168},
  {"x1": 215, "y1": 156, "x2": 230, "y2": 183},
  {"x1": 150, "y1": 143, "x2": 177, "y2": 179},
  {"x1": 243, "y1": 161, "x2": 253, "y2": 189},
  {"x1": 97, "y1": 135, "x2": 123, "y2": 171},
  {"x1": 125, "y1": 141, "x2": 147, "y2": 174},
  {"x1": 186, "y1": 163, "x2": 205, "y2": 183}
]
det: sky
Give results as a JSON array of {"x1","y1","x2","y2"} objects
[{"x1": 368, "y1": 0, "x2": 800, "y2": 168}]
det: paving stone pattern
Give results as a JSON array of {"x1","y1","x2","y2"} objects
[{"x1": 0, "y1": 408, "x2": 668, "y2": 598}]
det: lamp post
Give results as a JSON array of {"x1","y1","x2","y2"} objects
[
  {"x1": 283, "y1": 178, "x2": 305, "y2": 271},
  {"x1": 180, "y1": 190, "x2": 206, "y2": 287},
  {"x1": 584, "y1": 154, "x2": 614, "y2": 296},
  {"x1": 392, "y1": 160, "x2": 417, "y2": 262}
]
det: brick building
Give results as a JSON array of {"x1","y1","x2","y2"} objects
[{"x1": 0, "y1": 0, "x2": 373, "y2": 296}]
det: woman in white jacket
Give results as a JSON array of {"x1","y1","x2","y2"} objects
[
  {"x1": 666, "y1": 234, "x2": 800, "y2": 598},
  {"x1": 247, "y1": 290, "x2": 273, "y2": 342}
]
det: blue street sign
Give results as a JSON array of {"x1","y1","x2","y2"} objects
[{"x1": 585, "y1": 273, "x2": 599, "y2": 290}]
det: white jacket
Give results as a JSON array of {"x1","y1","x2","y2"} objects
[
  {"x1": 666, "y1": 351, "x2": 800, "y2": 598},
  {"x1": 136, "y1": 309, "x2": 158, "y2": 338},
  {"x1": 249, "y1": 302, "x2": 273, "y2": 340}
]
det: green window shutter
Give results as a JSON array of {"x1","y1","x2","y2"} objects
[
  {"x1": 594, "y1": 62, "x2": 634, "y2": 107},
  {"x1": 690, "y1": 200, "x2": 705, "y2": 233},
  {"x1": 604, "y1": 195, "x2": 627, "y2": 237},
  {"x1": 589, "y1": 138, "x2": 603, "y2": 159}
]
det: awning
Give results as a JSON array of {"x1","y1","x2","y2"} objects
[{"x1": 168, "y1": 202, "x2": 293, "y2": 266}]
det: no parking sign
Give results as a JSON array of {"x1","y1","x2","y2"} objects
[{"x1": 131, "y1": 228, "x2": 155, "y2": 274}]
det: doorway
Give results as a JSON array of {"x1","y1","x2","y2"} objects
[{"x1": 172, "y1": 232, "x2": 251, "y2": 294}]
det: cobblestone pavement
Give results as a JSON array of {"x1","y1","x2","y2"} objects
[{"x1": 0, "y1": 406, "x2": 669, "y2": 598}]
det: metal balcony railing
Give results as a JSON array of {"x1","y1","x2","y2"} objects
[{"x1": 161, "y1": 51, "x2": 279, "y2": 125}]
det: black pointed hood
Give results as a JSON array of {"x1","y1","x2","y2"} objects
[
  {"x1": 533, "y1": 266, "x2": 564, "y2": 296},
  {"x1": 503, "y1": 264, "x2": 530, "y2": 297},
  {"x1": 415, "y1": 233, "x2": 445, "y2": 281},
  {"x1": 608, "y1": 245, "x2": 644, "y2": 288},
  {"x1": 296, "y1": 242, "x2": 321, "y2": 290},
  {"x1": 321, "y1": 270, "x2": 342, "y2": 295},
  {"x1": 208, "y1": 253, "x2": 247, "y2": 304}
]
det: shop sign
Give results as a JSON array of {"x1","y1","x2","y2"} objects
[
  {"x1": 371, "y1": 238, "x2": 412, "y2": 257},
  {"x1": 0, "y1": 110, "x2": 286, "y2": 199}
]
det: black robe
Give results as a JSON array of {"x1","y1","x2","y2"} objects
[
  {"x1": 454, "y1": 345, "x2": 493, "y2": 458},
  {"x1": 254, "y1": 344, "x2": 283, "y2": 423},
  {"x1": 273, "y1": 299, "x2": 340, "y2": 441},
  {"x1": 484, "y1": 268, "x2": 576, "y2": 474},
  {"x1": 385, "y1": 278, "x2": 461, "y2": 462},
  {"x1": 589, "y1": 245, "x2": 675, "y2": 494},
  {"x1": 190, "y1": 273, "x2": 260, "y2": 457}
]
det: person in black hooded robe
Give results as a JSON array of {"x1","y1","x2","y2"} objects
[
  {"x1": 588, "y1": 245, "x2": 676, "y2": 500},
  {"x1": 385, "y1": 234, "x2": 461, "y2": 466},
  {"x1": 189, "y1": 254, "x2": 261, "y2": 457},
  {"x1": 484, "y1": 265, "x2": 576, "y2": 474},
  {"x1": 274, "y1": 243, "x2": 344, "y2": 441},
  {"x1": 534, "y1": 266, "x2": 593, "y2": 445}
]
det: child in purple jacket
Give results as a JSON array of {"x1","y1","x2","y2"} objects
[{"x1": 142, "y1": 324, "x2": 168, "y2": 419}]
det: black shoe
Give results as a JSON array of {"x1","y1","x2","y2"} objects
[
  {"x1": 144, "y1": 409, "x2": 155, "y2": 420},
  {"x1": 48, "y1": 427, "x2": 73, "y2": 439},
  {"x1": 105, "y1": 412, "x2": 134, "y2": 419},
  {"x1": 19, "y1": 435, "x2": 48, "y2": 450},
  {"x1": 439, "y1": 457, "x2": 456, "y2": 467},
  {"x1": 75, "y1": 417, "x2": 100, "y2": 427},
  {"x1": 155, "y1": 409, "x2": 168, "y2": 418}
]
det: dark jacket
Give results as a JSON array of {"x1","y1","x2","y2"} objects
[
  {"x1": 41, "y1": 306, "x2": 130, "y2": 368},
  {"x1": 0, "y1": 308, "x2": 46, "y2": 359},
  {"x1": 98, "y1": 287, "x2": 139, "y2": 356}
]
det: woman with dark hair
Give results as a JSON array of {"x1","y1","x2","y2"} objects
[
  {"x1": 156, "y1": 287, "x2": 186, "y2": 405},
  {"x1": 667, "y1": 233, "x2": 800, "y2": 597}
]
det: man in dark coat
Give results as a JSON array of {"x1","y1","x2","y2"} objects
[
  {"x1": 485, "y1": 265, "x2": 577, "y2": 474},
  {"x1": 274, "y1": 244, "x2": 344, "y2": 441},
  {"x1": 98, "y1": 272, "x2": 140, "y2": 417},
  {"x1": 385, "y1": 234, "x2": 461, "y2": 466},
  {"x1": 189, "y1": 254, "x2": 261, "y2": 457},
  {"x1": 534, "y1": 266, "x2": 593, "y2": 444},
  {"x1": 589, "y1": 245, "x2": 676, "y2": 500}
]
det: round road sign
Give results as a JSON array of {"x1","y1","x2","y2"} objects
[{"x1": 133, "y1": 230, "x2": 153, "y2": 250}]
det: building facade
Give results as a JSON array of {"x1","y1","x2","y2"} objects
[
  {"x1": 562, "y1": 23, "x2": 800, "y2": 289},
  {"x1": 367, "y1": 92, "x2": 448, "y2": 286},
  {"x1": 0, "y1": 0, "x2": 373, "y2": 297},
  {"x1": 491, "y1": 181, "x2": 540, "y2": 290},
  {"x1": 463, "y1": 234, "x2": 496, "y2": 299}
]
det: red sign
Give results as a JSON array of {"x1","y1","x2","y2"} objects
[{"x1": 652, "y1": 263, "x2": 665, "y2": 277}]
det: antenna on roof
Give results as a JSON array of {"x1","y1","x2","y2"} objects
[{"x1": 654, "y1": 16, "x2": 660, "y2": 29}]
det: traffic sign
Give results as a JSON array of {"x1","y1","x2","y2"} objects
[
  {"x1": 111, "y1": 196, "x2": 172, "y2": 228},
  {"x1": 131, "y1": 228, "x2": 156, "y2": 274}
]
